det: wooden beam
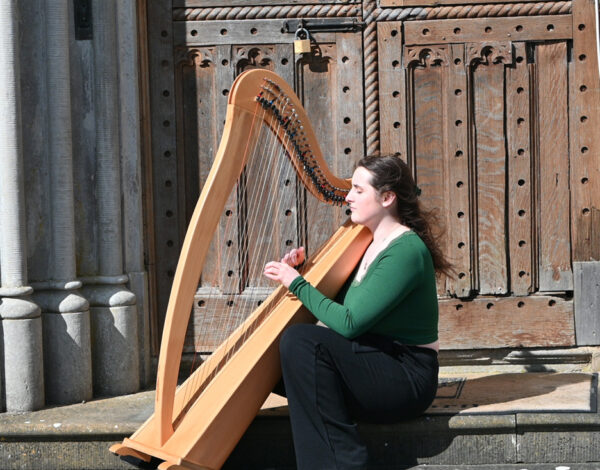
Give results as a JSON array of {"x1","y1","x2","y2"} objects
[
  {"x1": 506, "y1": 42, "x2": 533, "y2": 296},
  {"x1": 174, "y1": 20, "x2": 339, "y2": 47},
  {"x1": 570, "y1": 0, "x2": 600, "y2": 261},
  {"x1": 473, "y1": 58, "x2": 508, "y2": 295},
  {"x1": 439, "y1": 296, "x2": 575, "y2": 349},
  {"x1": 536, "y1": 41, "x2": 573, "y2": 291},
  {"x1": 444, "y1": 44, "x2": 472, "y2": 298},
  {"x1": 377, "y1": 21, "x2": 407, "y2": 157},
  {"x1": 404, "y1": 15, "x2": 572, "y2": 45},
  {"x1": 411, "y1": 54, "x2": 446, "y2": 295}
]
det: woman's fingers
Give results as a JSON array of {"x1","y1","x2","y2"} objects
[
  {"x1": 264, "y1": 261, "x2": 280, "y2": 274},
  {"x1": 295, "y1": 246, "x2": 305, "y2": 264},
  {"x1": 280, "y1": 246, "x2": 306, "y2": 266},
  {"x1": 263, "y1": 261, "x2": 300, "y2": 288},
  {"x1": 263, "y1": 261, "x2": 282, "y2": 280}
]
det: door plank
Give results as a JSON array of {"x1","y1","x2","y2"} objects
[
  {"x1": 300, "y1": 33, "x2": 363, "y2": 257},
  {"x1": 150, "y1": 0, "x2": 181, "y2": 336},
  {"x1": 570, "y1": 0, "x2": 600, "y2": 261},
  {"x1": 536, "y1": 41, "x2": 573, "y2": 291},
  {"x1": 473, "y1": 59, "x2": 508, "y2": 295},
  {"x1": 377, "y1": 21, "x2": 407, "y2": 157},
  {"x1": 506, "y1": 42, "x2": 533, "y2": 295},
  {"x1": 444, "y1": 43, "x2": 472, "y2": 297},
  {"x1": 411, "y1": 60, "x2": 447, "y2": 295}
]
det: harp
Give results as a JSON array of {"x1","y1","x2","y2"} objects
[{"x1": 111, "y1": 69, "x2": 372, "y2": 470}]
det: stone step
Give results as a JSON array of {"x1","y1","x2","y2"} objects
[
  {"x1": 0, "y1": 372, "x2": 599, "y2": 470},
  {"x1": 397, "y1": 466, "x2": 600, "y2": 469},
  {"x1": 226, "y1": 408, "x2": 600, "y2": 469}
]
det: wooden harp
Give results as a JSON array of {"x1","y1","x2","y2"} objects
[{"x1": 111, "y1": 69, "x2": 372, "y2": 470}]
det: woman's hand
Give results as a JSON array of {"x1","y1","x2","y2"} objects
[
  {"x1": 281, "y1": 246, "x2": 305, "y2": 267},
  {"x1": 263, "y1": 261, "x2": 300, "y2": 288},
  {"x1": 264, "y1": 247, "x2": 305, "y2": 288}
]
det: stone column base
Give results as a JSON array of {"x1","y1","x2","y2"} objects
[
  {"x1": 42, "y1": 310, "x2": 93, "y2": 405},
  {"x1": 0, "y1": 297, "x2": 44, "y2": 412}
]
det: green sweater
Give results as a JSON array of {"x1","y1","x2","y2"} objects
[{"x1": 288, "y1": 231, "x2": 439, "y2": 344}]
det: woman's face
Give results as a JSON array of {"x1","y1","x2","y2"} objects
[{"x1": 345, "y1": 166, "x2": 386, "y2": 226}]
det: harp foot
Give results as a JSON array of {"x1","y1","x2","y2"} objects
[
  {"x1": 109, "y1": 443, "x2": 152, "y2": 462},
  {"x1": 158, "y1": 461, "x2": 214, "y2": 470}
]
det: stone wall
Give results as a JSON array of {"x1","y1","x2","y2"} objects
[{"x1": 0, "y1": 0, "x2": 150, "y2": 412}]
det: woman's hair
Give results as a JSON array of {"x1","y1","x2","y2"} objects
[{"x1": 357, "y1": 153, "x2": 453, "y2": 276}]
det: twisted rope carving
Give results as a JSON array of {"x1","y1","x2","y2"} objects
[
  {"x1": 415, "y1": 1, "x2": 571, "y2": 19},
  {"x1": 173, "y1": 5, "x2": 360, "y2": 21},
  {"x1": 173, "y1": 1, "x2": 570, "y2": 22},
  {"x1": 363, "y1": 0, "x2": 380, "y2": 156}
]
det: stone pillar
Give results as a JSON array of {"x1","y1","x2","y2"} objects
[
  {"x1": 30, "y1": 0, "x2": 93, "y2": 406},
  {"x1": 118, "y1": 0, "x2": 152, "y2": 388},
  {"x1": 82, "y1": 0, "x2": 139, "y2": 396},
  {"x1": 0, "y1": 0, "x2": 44, "y2": 412}
]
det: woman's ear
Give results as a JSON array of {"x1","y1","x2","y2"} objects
[{"x1": 380, "y1": 190, "x2": 397, "y2": 208}]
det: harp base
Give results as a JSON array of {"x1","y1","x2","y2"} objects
[
  {"x1": 158, "y1": 462, "x2": 214, "y2": 470},
  {"x1": 109, "y1": 442, "x2": 152, "y2": 462},
  {"x1": 110, "y1": 442, "x2": 215, "y2": 470}
]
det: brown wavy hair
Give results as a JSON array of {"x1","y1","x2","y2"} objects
[{"x1": 357, "y1": 154, "x2": 454, "y2": 276}]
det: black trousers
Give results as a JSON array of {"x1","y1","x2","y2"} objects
[{"x1": 278, "y1": 324, "x2": 439, "y2": 470}]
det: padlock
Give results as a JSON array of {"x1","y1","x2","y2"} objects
[{"x1": 294, "y1": 28, "x2": 311, "y2": 55}]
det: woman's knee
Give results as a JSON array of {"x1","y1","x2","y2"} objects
[{"x1": 279, "y1": 323, "x2": 320, "y2": 361}]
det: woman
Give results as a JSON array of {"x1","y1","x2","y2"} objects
[{"x1": 263, "y1": 154, "x2": 452, "y2": 469}]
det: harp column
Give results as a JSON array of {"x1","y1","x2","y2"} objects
[
  {"x1": 80, "y1": 0, "x2": 140, "y2": 396},
  {"x1": 0, "y1": 0, "x2": 45, "y2": 412},
  {"x1": 28, "y1": 0, "x2": 94, "y2": 406}
]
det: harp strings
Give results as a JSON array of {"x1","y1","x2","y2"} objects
[
  {"x1": 182, "y1": 94, "x2": 272, "y2": 407},
  {"x1": 235, "y1": 109, "x2": 298, "y2": 351},
  {"x1": 231, "y1": 107, "x2": 295, "y2": 376},
  {"x1": 222, "y1": 87, "x2": 298, "y2": 360},
  {"x1": 185, "y1": 83, "x2": 302, "y2": 403}
]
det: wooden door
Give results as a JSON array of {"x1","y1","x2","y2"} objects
[
  {"x1": 147, "y1": 2, "x2": 364, "y2": 353},
  {"x1": 379, "y1": 11, "x2": 599, "y2": 349},
  {"x1": 145, "y1": 1, "x2": 599, "y2": 354}
]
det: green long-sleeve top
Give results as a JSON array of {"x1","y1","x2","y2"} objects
[{"x1": 288, "y1": 231, "x2": 439, "y2": 344}]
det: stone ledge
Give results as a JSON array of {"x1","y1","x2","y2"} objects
[{"x1": 1, "y1": 372, "x2": 599, "y2": 469}]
